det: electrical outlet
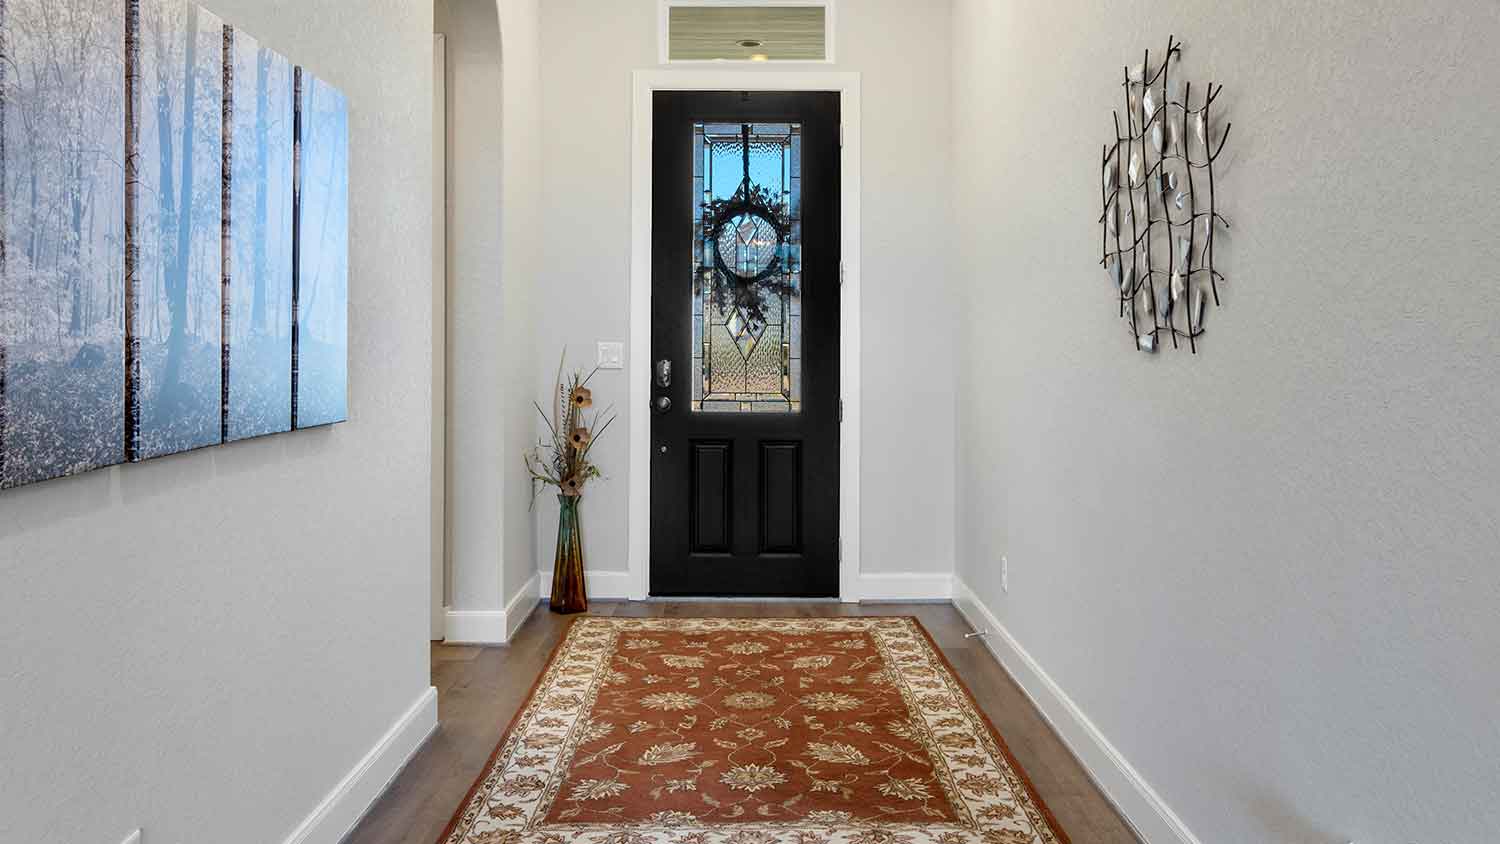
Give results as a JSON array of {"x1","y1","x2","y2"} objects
[
  {"x1": 1001, "y1": 556, "x2": 1009, "y2": 593},
  {"x1": 121, "y1": 831, "x2": 141, "y2": 844}
]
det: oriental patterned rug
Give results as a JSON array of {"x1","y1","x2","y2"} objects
[{"x1": 439, "y1": 616, "x2": 1068, "y2": 844}]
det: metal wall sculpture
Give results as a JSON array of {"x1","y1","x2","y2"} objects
[
  {"x1": 0, "y1": 0, "x2": 348, "y2": 489},
  {"x1": 1100, "y1": 36, "x2": 1231, "y2": 353}
]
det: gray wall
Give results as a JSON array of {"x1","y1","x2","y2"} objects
[
  {"x1": 0, "y1": 0, "x2": 433, "y2": 841},
  {"x1": 437, "y1": 0, "x2": 506, "y2": 616},
  {"x1": 496, "y1": 0, "x2": 543, "y2": 612},
  {"x1": 534, "y1": 0, "x2": 958, "y2": 582},
  {"x1": 438, "y1": 0, "x2": 541, "y2": 622},
  {"x1": 950, "y1": 1, "x2": 1500, "y2": 842}
]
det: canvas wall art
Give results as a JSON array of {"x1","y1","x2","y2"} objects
[
  {"x1": 0, "y1": 0, "x2": 128, "y2": 489},
  {"x1": 127, "y1": 0, "x2": 224, "y2": 460},
  {"x1": 225, "y1": 27, "x2": 294, "y2": 442},
  {"x1": 0, "y1": 0, "x2": 347, "y2": 490},
  {"x1": 292, "y1": 68, "x2": 348, "y2": 429}
]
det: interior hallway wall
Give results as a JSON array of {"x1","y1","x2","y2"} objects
[
  {"x1": 0, "y1": 1, "x2": 434, "y2": 841},
  {"x1": 495, "y1": 0, "x2": 544, "y2": 612},
  {"x1": 439, "y1": 0, "x2": 541, "y2": 628},
  {"x1": 534, "y1": 0, "x2": 958, "y2": 587},
  {"x1": 950, "y1": 2, "x2": 1500, "y2": 842}
]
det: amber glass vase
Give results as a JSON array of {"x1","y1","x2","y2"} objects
[{"x1": 549, "y1": 495, "x2": 588, "y2": 614}]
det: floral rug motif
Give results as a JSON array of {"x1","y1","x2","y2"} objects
[{"x1": 440, "y1": 617, "x2": 1067, "y2": 844}]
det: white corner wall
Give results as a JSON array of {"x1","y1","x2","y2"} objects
[
  {"x1": 440, "y1": 0, "x2": 542, "y2": 642},
  {"x1": 496, "y1": 0, "x2": 544, "y2": 626},
  {"x1": 0, "y1": 1, "x2": 436, "y2": 842},
  {"x1": 534, "y1": 0, "x2": 958, "y2": 594},
  {"x1": 951, "y1": 2, "x2": 1500, "y2": 843}
]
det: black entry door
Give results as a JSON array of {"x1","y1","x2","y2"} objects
[{"x1": 650, "y1": 91, "x2": 839, "y2": 597}]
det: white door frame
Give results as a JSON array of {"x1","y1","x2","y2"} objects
[{"x1": 628, "y1": 69, "x2": 861, "y2": 601}]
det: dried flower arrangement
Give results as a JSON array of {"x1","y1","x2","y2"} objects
[
  {"x1": 525, "y1": 352, "x2": 617, "y2": 614},
  {"x1": 525, "y1": 354, "x2": 617, "y2": 503}
]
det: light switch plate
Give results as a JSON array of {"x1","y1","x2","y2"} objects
[{"x1": 596, "y1": 341, "x2": 624, "y2": 370}]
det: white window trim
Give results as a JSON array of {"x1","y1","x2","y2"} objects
[{"x1": 658, "y1": 0, "x2": 837, "y2": 66}]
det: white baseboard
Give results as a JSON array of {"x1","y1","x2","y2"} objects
[
  {"x1": 443, "y1": 608, "x2": 508, "y2": 644},
  {"x1": 950, "y1": 578, "x2": 1200, "y2": 844},
  {"x1": 445, "y1": 573, "x2": 544, "y2": 644},
  {"x1": 538, "y1": 568, "x2": 634, "y2": 600},
  {"x1": 280, "y1": 685, "x2": 438, "y2": 844},
  {"x1": 854, "y1": 571, "x2": 953, "y2": 602},
  {"x1": 505, "y1": 572, "x2": 541, "y2": 640}
]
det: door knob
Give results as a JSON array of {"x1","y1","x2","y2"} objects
[
  {"x1": 655, "y1": 359, "x2": 673, "y2": 388},
  {"x1": 654, "y1": 396, "x2": 672, "y2": 413}
]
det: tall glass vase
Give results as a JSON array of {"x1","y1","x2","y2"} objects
[{"x1": 549, "y1": 494, "x2": 588, "y2": 614}]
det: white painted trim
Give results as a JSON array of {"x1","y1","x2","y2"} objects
[
  {"x1": 950, "y1": 578, "x2": 1201, "y2": 844},
  {"x1": 431, "y1": 32, "x2": 449, "y2": 643},
  {"x1": 658, "y1": 0, "x2": 836, "y2": 66},
  {"x1": 505, "y1": 571, "x2": 542, "y2": 641},
  {"x1": 538, "y1": 569, "x2": 636, "y2": 601},
  {"x1": 443, "y1": 609, "x2": 507, "y2": 644},
  {"x1": 444, "y1": 573, "x2": 540, "y2": 644},
  {"x1": 629, "y1": 69, "x2": 862, "y2": 602},
  {"x1": 854, "y1": 572, "x2": 952, "y2": 602},
  {"x1": 279, "y1": 686, "x2": 438, "y2": 844}
]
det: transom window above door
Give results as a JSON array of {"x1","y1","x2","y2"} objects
[{"x1": 661, "y1": 1, "x2": 833, "y2": 63}]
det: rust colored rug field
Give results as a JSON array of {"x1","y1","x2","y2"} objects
[{"x1": 440, "y1": 616, "x2": 1068, "y2": 844}]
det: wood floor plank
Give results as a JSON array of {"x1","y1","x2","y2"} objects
[{"x1": 343, "y1": 602, "x2": 1139, "y2": 843}]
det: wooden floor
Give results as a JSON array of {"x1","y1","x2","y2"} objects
[{"x1": 345, "y1": 601, "x2": 1140, "y2": 844}]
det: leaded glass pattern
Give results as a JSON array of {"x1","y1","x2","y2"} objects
[{"x1": 691, "y1": 122, "x2": 802, "y2": 412}]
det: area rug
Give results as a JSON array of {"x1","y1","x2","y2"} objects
[{"x1": 439, "y1": 616, "x2": 1068, "y2": 844}]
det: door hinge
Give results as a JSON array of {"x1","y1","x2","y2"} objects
[
  {"x1": 839, "y1": 262, "x2": 846, "y2": 286},
  {"x1": 839, "y1": 400, "x2": 844, "y2": 423},
  {"x1": 839, "y1": 123, "x2": 844, "y2": 148}
]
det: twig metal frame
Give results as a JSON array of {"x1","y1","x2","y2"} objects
[{"x1": 1099, "y1": 35, "x2": 1231, "y2": 354}]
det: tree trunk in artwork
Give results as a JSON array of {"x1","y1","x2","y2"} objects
[
  {"x1": 251, "y1": 46, "x2": 268, "y2": 332},
  {"x1": 0, "y1": 0, "x2": 8, "y2": 480},
  {"x1": 124, "y1": 0, "x2": 141, "y2": 458},
  {"x1": 159, "y1": 1, "x2": 198, "y2": 400},
  {"x1": 550, "y1": 495, "x2": 588, "y2": 614},
  {"x1": 68, "y1": 156, "x2": 85, "y2": 335}
]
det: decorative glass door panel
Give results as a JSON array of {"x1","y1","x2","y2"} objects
[{"x1": 691, "y1": 122, "x2": 802, "y2": 412}]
